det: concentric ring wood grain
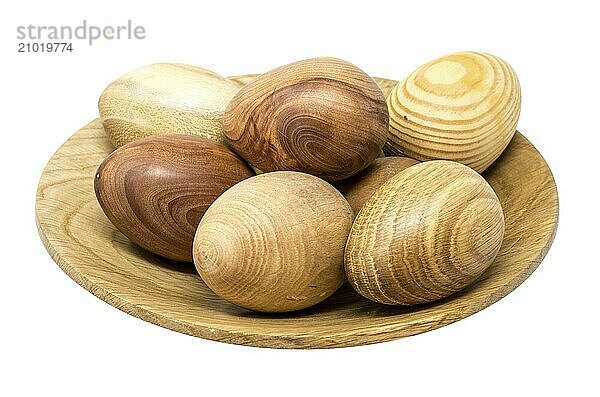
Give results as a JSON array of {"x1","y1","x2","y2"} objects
[
  {"x1": 224, "y1": 58, "x2": 388, "y2": 181},
  {"x1": 386, "y1": 52, "x2": 521, "y2": 172},
  {"x1": 35, "y1": 76, "x2": 558, "y2": 349}
]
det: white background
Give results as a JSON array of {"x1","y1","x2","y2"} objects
[{"x1": 1, "y1": 0, "x2": 598, "y2": 395}]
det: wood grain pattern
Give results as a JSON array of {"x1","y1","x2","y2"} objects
[
  {"x1": 99, "y1": 63, "x2": 240, "y2": 147},
  {"x1": 228, "y1": 74, "x2": 398, "y2": 99},
  {"x1": 345, "y1": 161, "x2": 505, "y2": 305},
  {"x1": 228, "y1": 75, "x2": 257, "y2": 87},
  {"x1": 336, "y1": 156, "x2": 419, "y2": 214},
  {"x1": 224, "y1": 58, "x2": 389, "y2": 181},
  {"x1": 386, "y1": 52, "x2": 521, "y2": 172},
  {"x1": 94, "y1": 135, "x2": 253, "y2": 262},
  {"x1": 35, "y1": 77, "x2": 558, "y2": 349},
  {"x1": 193, "y1": 171, "x2": 353, "y2": 312}
]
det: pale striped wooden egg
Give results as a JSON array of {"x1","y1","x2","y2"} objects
[{"x1": 386, "y1": 52, "x2": 521, "y2": 172}]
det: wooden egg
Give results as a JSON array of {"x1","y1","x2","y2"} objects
[
  {"x1": 94, "y1": 135, "x2": 254, "y2": 262},
  {"x1": 386, "y1": 52, "x2": 521, "y2": 172},
  {"x1": 336, "y1": 156, "x2": 419, "y2": 214},
  {"x1": 193, "y1": 171, "x2": 354, "y2": 312},
  {"x1": 345, "y1": 160, "x2": 505, "y2": 305},
  {"x1": 223, "y1": 57, "x2": 389, "y2": 182},
  {"x1": 99, "y1": 63, "x2": 240, "y2": 148}
]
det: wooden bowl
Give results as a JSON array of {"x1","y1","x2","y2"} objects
[{"x1": 35, "y1": 76, "x2": 558, "y2": 349}]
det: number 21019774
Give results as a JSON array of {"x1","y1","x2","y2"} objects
[{"x1": 18, "y1": 42, "x2": 73, "y2": 53}]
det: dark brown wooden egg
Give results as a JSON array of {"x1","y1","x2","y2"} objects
[
  {"x1": 94, "y1": 135, "x2": 254, "y2": 261},
  {"x1": 223, "y1": 57, "x2": 389, "y2": 181}
]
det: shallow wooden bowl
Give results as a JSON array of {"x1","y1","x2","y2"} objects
[{"x1": 35, "y1": 76, "x2": 558, "y2": 349}]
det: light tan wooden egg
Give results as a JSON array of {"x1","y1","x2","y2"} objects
[
  {"x1": 386, "y1": 52, "x2": 521, "y2": 172},
  {"x1": 336, "y1": 156, "x2": 419, "y2": 214},
  {"x1": 193, "y1": 171, "x2": 354, "y2": 313},
  {"x1": 345, "y1": 160, "x2": 505, "y2": 305},
  {"x1": 99, "y1": 63, "x2": 239, "y2": 147}
]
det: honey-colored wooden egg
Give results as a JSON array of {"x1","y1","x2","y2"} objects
[
  {"x1": 223, "y1": 57, "x2": 389, "y2": 182},
  {"x1": 386, "y1": 52, "x2": 521, "y2": 172},
  {"x1": 336, "y1": 156, "x2": 419, "y2": 214},
  {"x1": 99, "y1": 63, "x2": 240, "y2": 148},
  {"x1": 193, "y1": 171, "x2": 354, "y2": 312},
  {"x1": 345, "y1": 160, "x2": 505, "y2": 305},
  {"x1": 94, "y1": 135, "x2": 254, "y2": 262}
]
